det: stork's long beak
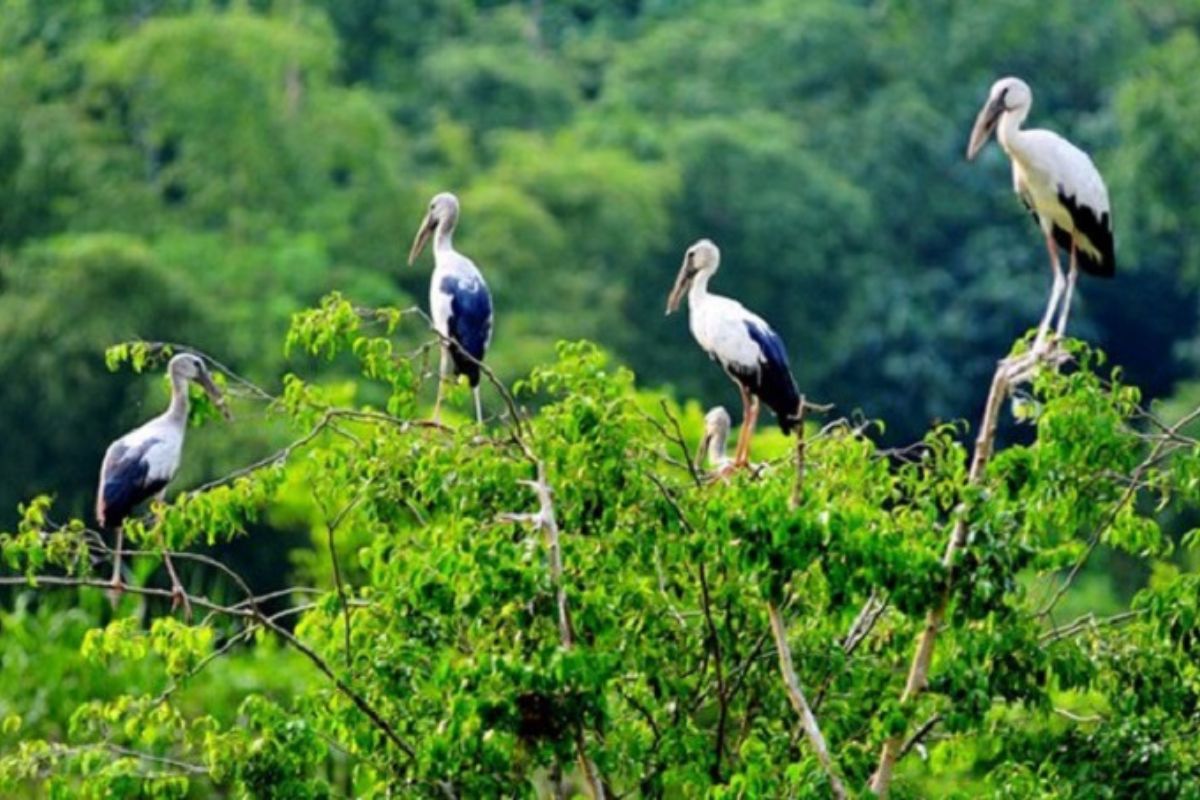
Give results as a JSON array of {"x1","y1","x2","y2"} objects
[
  {"x1": 407, "y1": 212, "x2": 436, "y2": 266},
  {"x1": 197, "y1": 369, "x2": 232, "y2": 421},
  {"x1": 666, "y1": 254, "x2": 697, "y2": 315},
  {"x1": 967, "y1": 96, "x2": 1005, "y2": 161},
  {"x1": 695, "y1": 430, "x2": 713, "y2": 470}
]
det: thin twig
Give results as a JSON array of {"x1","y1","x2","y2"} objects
[
  {"x1": 1039, "y1": 403, "x2": 1200, "y2": 617},
  {"x1": 698, "y1": 561, "x2": 728, "y2": 782},
  {"x1": 320, "y1": 487, "x2": 370, "y2": 669},
  {"x1": 898, "y1": 713, "x2": 942, "y2": 760}
]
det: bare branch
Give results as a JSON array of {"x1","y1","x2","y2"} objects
[
  {"x1": 898, "y1": 714, "x2": 941, "y2": 761},
  {"x1": 501, "y1": 462, "x2": 606, "y2": 798},
  {"x1": 1039, "y1": 609, "x2": 1143, "y2": 644},
  {"x1": 871, "y1": 349, "x2": 1033, "y2": 796},
  {"x1": 698, "y1": 561, "x2": 728, "y2": 782},
  {"x1": 767, "y1": 601, "x2": 848, "y2": 799}
]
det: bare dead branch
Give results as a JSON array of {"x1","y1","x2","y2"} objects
[
  {"x1": 767, "y1": 601, "x2": 848, "y2": 799},
  {"x1": 870, "y1": 349, "x2": 1032, "y2": 796},
  {"x1": 500, "y1": 462, "x2": 606, "y2": 798}
]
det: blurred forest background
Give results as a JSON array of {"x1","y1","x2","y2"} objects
[{"x1": 3, "y1": 0, "x2": 1200, "y2": 777}]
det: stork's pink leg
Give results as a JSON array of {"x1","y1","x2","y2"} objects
[
  {"x1": 736, "y1": 397, "x2": 760, "y2": 468},
  {"x1": 728, "y1": 386, "x2": 753, "y2": 472},
  {"x1": 110, "y1": 526, "x2": 124, "y2": 588},
  {"x1": 107, "y1": 524, "x2": 125, "y2": 607},
  {"x1": 1034, "y1": 232, "x2": 1066, "y2": 351},
  {"x1": 1055, "y1": 239, "x2": 1079, "y2": 339}
]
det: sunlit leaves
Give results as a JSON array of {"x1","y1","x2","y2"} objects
[{"x1": 6, "y1": 290, "x2": 1200, "y2": 797}]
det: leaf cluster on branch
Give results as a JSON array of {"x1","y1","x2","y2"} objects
[{"x1": 1, "y1": 299, "x2": 1199, "y2": 798}]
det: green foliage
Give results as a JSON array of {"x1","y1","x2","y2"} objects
[
  {"x1": 4, "y1": 1, "x2": 1200, "y2": 797},
  {"x1": 2, "y1": 299, "x2": 1199, "y2": 796}
]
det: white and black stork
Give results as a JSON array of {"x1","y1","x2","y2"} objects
[
  {"x1": 667, "y1": 239, "x2": 801, "y2": 469},
  {"x1": 695, "y1": 406, "x2": 733, "y2": 474},
  {"x1": 967, "y1": 76, "x2": 1115, "y2": 350},
  {"x1": 96, "y1": 353, "x2": 229, "y2": 611},
  {"x1": 408, "y1": 192, "x2": 494, "y2": 424}
]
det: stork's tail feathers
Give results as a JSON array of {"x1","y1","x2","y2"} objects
[
  {"x1": 772, "y1": 397, "x2": 802, "y2": 435},
  {"x1": 1079, "y1": 228, "x2": 1115, "y2": 278},
  {"x1": 1056, "y1": 190, "x2": 1115, "y2": 278}
]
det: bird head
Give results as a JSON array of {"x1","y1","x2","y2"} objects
[
  {"x1": 408, "y1": 192, "x2": 461, "y2": 265},
  {"x1": 967, "y1": 76, "x2": 1032, "y2": 160},
  {"x1": 695, "y1": 405, "x2": 733, "y2": 469},
  {"x1": 666, "y1": 239, "x2": 720, "y2": 314},
  {"x1": 168, "y1": 353, "x2": 232, "y2": 420}
]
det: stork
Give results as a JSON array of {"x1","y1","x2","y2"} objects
[
  {"x1": 667, "y1": 239, "x2": 802, "y2": 469},
  {"x1": 695, "y1": 406, "x2": 733, "y2": 474},
  {"x1": 96, "y1": 353, "x2": 230, "y2": 613},
  {"x1": 967, "y1": 76, "x2": 1115, "y2": 352},
  {"x1": 408, "y1": 192, "x2": 494, "y2": 424}
]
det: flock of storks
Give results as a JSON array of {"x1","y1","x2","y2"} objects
[{"x1": 95, "y1": 77, "x2": 1115, "y2": 607}]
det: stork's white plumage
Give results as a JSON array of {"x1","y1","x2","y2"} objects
[
  {"x1": 696, "y1": 406, "x2": 733, "y2": 474},
  {"x1": 967, "y1": 77, "x2": 1115, "y2": 349},
  {"x1": 667, "y1": 239, "x2": 801, "y2": 469},
  {"x1": 408, "y1": 192, "x2": 494, "y2": 424},
  {"x1": 96, "y1": 353, "x2": 230, "y2": 613}
]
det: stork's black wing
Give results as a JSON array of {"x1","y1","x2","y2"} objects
[
  {"x1": 441, "y1": 274, "x2": 493, "y2": 387},
  {"x1": 737, "y1": 321, "x2": 802, "y2": 434},
  {"x1": 96, "y1": 438, "x2": 168, "y2": 530}
]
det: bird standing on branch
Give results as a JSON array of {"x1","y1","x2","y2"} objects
[
  {"x1": 408, "y1": 192, "x2": 494, "y2": 424},
  {"x1": 967, "y1": 76, "x2": 1115, "y2": 352},
  {"x1": 667, "y1": 239, "x2": 802, "y2": 470},
  {"x1": 96, "y1": 353, "x2": 231, "y2": 612}
]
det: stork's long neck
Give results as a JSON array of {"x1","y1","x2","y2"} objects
[
  {"x1": 997, "y1": 107, "x2": 1029, "y2": 156},
  {"x1": 707, "y1": 428, "x2": 728, "y2": 465},
  {"x1": 434, "y1": 218, "x2": 457, "y2": 257},
  {"x1": 688, "y1": 269, "x2": 712, "y2": 310},
  {"x1": 166, "y1": 374, "x2": 190, "y2": 424}
]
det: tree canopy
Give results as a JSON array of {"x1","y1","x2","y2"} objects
[{"x1": 3, "y1": 0, "x2": 1200, "y2": 797}]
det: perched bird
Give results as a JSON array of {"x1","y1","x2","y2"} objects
[
  {"x1": 967, "y1": 76, "x2": 1115, "y2": 349},
  {"x1": 695, "y1": 406, "x2": 733, "y2": 474},
  {"x1": 667, "y1": 239, "x2": 801, "y2": 469},
  {"x1": 408, "y1": 192, "x2": 494, "y2": 424},
  {"x1": 96, "y1": 353, "x2": 230, "y2": 611}
]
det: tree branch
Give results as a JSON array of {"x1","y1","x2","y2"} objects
[
  {"x1": 1038, "y1": 402, "x2": 1200, "y2": 618},
  {"x1": 767, "y1": 399, "x2": 848, "y2": 798},
  {"x1": 501, "y1": 462, "x2": 606, "y2": 799},
  {"x1": 767, "y1": 601, "x2": 848, "y2": 799},
  {"x1": 698, "y1": 561, "x2": 728, "y2": 782},
  {"x1": 870, "y1": 350, "x2": 1029, "y2": 796}
]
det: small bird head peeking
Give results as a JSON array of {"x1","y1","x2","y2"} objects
[
  {"x1": 967, "y1": 76, "x2": 1032, "y2": 160},
  {"x1": 168, "y1": 353, "x2": 231, "y2": 420},
  {"x1": 695, "y1": 405, "x2": 733, "y2": 471},
  {"x1": 666, "y1": 238, "x2": 720, "y2": 314},
  {"x1": 408, "y1": 191, "x2": 461, "y2": 265}
]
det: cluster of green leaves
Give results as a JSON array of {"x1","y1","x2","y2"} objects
[{"x1": 1, "y1": 298, "x2": 1198, "y2": 796}]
